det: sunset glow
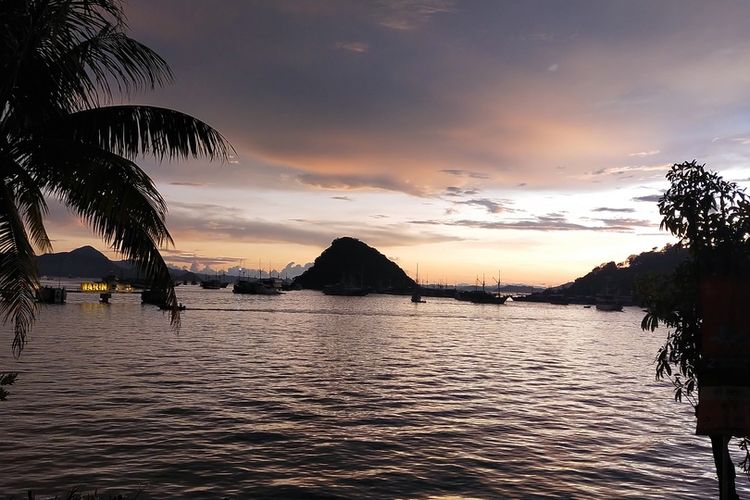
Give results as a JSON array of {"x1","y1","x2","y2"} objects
[{"x1": 46, "y1": 1, "x2": 750, "y2": 285}]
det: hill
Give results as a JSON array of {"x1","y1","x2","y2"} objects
[
  {"x1": 520, "y1": 244, "x2": 688, "y2": 304},
  {"x1": 294, "y1": 237, "x2": 416, "y2": 292},
  {"x1": 37, "y1": 246, "x2": 199, "y2": 282},
  {"x1": 37, "y1": 246, "x2": 129, "y2": 278}
]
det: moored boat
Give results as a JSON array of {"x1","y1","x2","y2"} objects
[
  {"x1": 456, "y1": 290, "x2": 508, "y2": 304},
  {"x1": 200, "y1": 279, "x2": 223, "y2": 290},
  {"x1": 37, "y1": 286, "x2": 67, "y2": 304},
  {"x1": 595, "y1": 301, "x2": 623, "y2": 311},
  {"x1": 233, "y1": 279, "x2": 282, "y2": 295}
]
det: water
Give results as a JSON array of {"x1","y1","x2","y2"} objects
[{"x1": 0, "y1": 286, "x2": 745, "y2": 498}]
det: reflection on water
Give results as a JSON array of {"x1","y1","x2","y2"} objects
[{"x1": 0, "y1": 287, "x2": 745, "y2": 498}]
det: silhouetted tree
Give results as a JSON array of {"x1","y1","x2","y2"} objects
[
  {"x1": 0, "y1": 0, "x2": 231, "y2": 354},
  {"x1": 640, "y1": 161, "x2": 750, "y2": 499}
]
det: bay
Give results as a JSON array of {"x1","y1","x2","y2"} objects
[{"x1": 0, "y1": 286, "x2": 744, "y2": 498}]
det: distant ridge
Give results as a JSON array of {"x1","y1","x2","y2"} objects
[
  {"x1": 37, "y1": 246, "x2": 196, "y2": 282},
  {"x1": 294, "y1": 237, "x2": 416, "y2": 292},
  {"x1": 37, "y1": 246, "x2": 127, "y2": 279},
  {"x1": 521, "y1": 244, "x2": 688, "y2": 304}
]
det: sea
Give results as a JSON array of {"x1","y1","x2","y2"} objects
[{"x1": 0, "y1": 282, "x2": 745, "y2": 498}]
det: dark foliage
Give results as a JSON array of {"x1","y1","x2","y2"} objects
[
  {"x1": 0, "y1": 0, "x2": 231, "y2": 353},
  {"x1": 639, "y1": 160, "x2": 750, "y2": 478},
  {"x1": 0, "y1": 371, "x2": 18, "y2": 401}
]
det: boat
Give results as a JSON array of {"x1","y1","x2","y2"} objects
[
  {"x1": 456, "y1": 273, "x2": 508, "y2": 304},
  {"x1": 37, "y1": 286, "x2": 66, "y2": 304},
  {"x1": 595, "y1": 300, "x2": 623, "y2": 312},
  {"x1": 411, "y1": 264, "x2": 426, "y2": 302},
  {"x1": 200, "y1": 279, "x2": 223, "y2": 290},
  {"x1": 233, "y1": 279, "x2": 282, "y2": 295},
  {"x1": 456, "y1": 290, "x2": 508, "y2": 304}
]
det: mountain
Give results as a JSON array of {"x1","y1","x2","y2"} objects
[
  {"x1": 294, "y1": 237, "x2": 416, "y2": 292},
  {"x1": 520, "y1": 244, "x2": 689, "y2": 304},
  {"x1": 37, "y1": 246, "x2": 129, "y2": 278},
  {"x1": 38, "y1": 246, "x2": 198, "y2": 282}
]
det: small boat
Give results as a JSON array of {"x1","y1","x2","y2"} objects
[
  {"x1": 595, "y1": 294, "x2": 623, "y2": 311},
  {"x1": 411, "y1": 264, "x2": 426, "y2": 302},
  {"x1": 233, "y1": 279, "x2": 282, "y2": 295},
  {"x1": 200, "y1": 279, "x2": 223, "y2": 290},
  {"x1": 37, "y1": 286, "x2": 67, "y2": 304},
  {"x1": 456, "y1": 290, "x2": 508, "y2": 304}
]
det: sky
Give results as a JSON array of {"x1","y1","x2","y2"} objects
[{"x1": 48, "y1": 0, "x2": 750, "y2": 286}]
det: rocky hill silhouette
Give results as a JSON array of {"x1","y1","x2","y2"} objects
[
  {"x1": 37, "y1": 246, "x2": 128, "y2": 278},
  {"x1": 37, "y1": 246, "x2": 196, "y2": 282},
  {"x1": 521, "y1": 244, "x2": 688, "y2": 304},
  {"x1": 294, "y1": 237, "x2": 415, "y2": 292}
]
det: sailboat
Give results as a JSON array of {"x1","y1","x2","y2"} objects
[
  {"x1": 456, "y1": 272, "x2": 508, "y2": 304},
  {"x1": 411, "y1": 263, "x2": 426, "y2": 303}
]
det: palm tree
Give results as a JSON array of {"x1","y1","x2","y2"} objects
[{"x1": 0, "y1": 0, "x2": 232, "y2": 354}]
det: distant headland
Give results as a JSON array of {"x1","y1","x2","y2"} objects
[{"x1": 36, "y1": 238, "x2": 687, "y2": 303}]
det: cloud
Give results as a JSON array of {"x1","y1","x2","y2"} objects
[
  {"x1": 335, "y1": 41, "x2": 370, "y2": 53},
  {"x1": 160, "y1": 248, "x2": 242, "y2": 269},
  {"x1": 628, "y1": 150, "x2": 660, "y2": 157},
  {"x1": 594, "y1": 217, "x2": 654, "y2": 228},
  {"x1": 375, "y1": 0, "x2": 455, "y2": 30},
  {"x1": 456, "y1": 198, "x2": 507, "y2": 214},
  {"x1": 331, "y1": 196, "x2": 353, "y2": 201},
  {"x1": 126, "y1": 1, "x2": 750, "y2": 199},
  {"x1": 409, "y1": 212, "x2": 647, "y2": 232},
  {"x1": 167, "y1": 202, "x2": 336, "y2": 247},
  {"x1": 443, "y1": 186, "x2": 480, "y2": 197},
  {"x1": 440, "y1": 169, "x2": 491, "y2": 180},
  {"x1": 587, "y1": 163, "x2": 671, "y2": 178},
  {"x1": 547, "y1": 63, "x2": 559, "y2": 72},
  {"x1": 591, "y1": 207, "x2": 636, "y2": 213},
  {"x1": 167, "y1": 202, "x2": 461, "y2": 248},
  {"x1": 296, "y1": 172, "x2": 428, "y2": 196},
  {"x1": 632, "y1": 194, "x2": 662, "y2": 203}
]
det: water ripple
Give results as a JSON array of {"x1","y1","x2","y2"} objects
[{"x1": 0, "y1": 288, "x2": 744, "y2": 498}]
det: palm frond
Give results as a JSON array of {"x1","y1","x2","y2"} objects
[
  {"x1": 64, "y1": 105, "x2": 232, "y2": 161},
  {"x1": 1, "y1": 155, "x2": 52, "y2": 253},
  {"x1": 31, "y1": 139, "x2": 180, "y2": 324},
  {"x1": 53, "y1": 25, "x2": 173, "y2": 108},
  {"x1": 0, "y1": 179, "x2": 39, "y2": 355},
  {"x1": 1, "y1": 0, "x2": 166, "y2": 116}
]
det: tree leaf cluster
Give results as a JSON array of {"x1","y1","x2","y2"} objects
[
  {"x1": 640, "y1": 160, "x2": 750, "y2": 476},
  {"x1": 0, "y1": 0, "x2": 231, "y2": 354},
  {"x1": 0, "y1": 370, "x2": 17, "y2": 401}
]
